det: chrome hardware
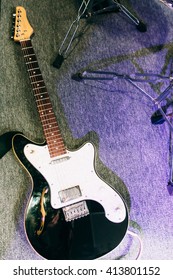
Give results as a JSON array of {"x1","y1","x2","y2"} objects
[{"x1": 63, "y1": 201, "x2": 89, "y2": 222}]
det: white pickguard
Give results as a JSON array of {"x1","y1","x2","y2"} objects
[{"x1": 24, "y1": 142, "x2": 126, "y2": 223}]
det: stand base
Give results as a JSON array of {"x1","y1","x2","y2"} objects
[
  {"x1": 52, "y1": 54, "x2": 64, "y2": 69},
  {"x1": 136, "y1": 22, "x2": 147, "y2": 32},
  {"x1": 53, "y1": 0, "x2": 147, "y2": 68},
  {"x1": 167, "y1": 182, "x2": 173, "y2": 195}
]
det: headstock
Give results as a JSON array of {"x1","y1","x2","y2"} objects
[{"x1": 12, "y1": 6, "x2": 34, "y2": 41}]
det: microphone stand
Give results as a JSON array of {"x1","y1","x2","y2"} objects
[
  {"x1": 72, "y1": 69, "x2": 173, "y2": 194},
  {"x1": 168, "y1": 119, "x2": 173, "y2": 195},
  {"x1": 159, "y1": 0, "x2": 173, "y2": 9},
  {"x1": 53, "y1": 0, "x2": 146, "y2": 69}
]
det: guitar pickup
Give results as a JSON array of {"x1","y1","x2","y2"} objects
[
  {"x1": 59, "y1": 186, "x2": 89, "y2": 221},
  {"x1": 59, "y1": 185, "x2": 82, "y2": 203}
]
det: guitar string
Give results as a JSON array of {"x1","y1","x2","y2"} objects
[
  {"x1": 20, "y1": 39, "x2": 84, "y2": 204},
  {"x1": 20, "y1": 40, "x2": 64, "y2": 155},
  {"x1": 21, "y1": 39, "x2": 70, "y2": 203},
  {"x1": 25, "y1": 41, "x2": 66, "y2": 157},
  {"x1": 20, "y1": 39, "x2": 69, "y2": 204},
  {"x1": 21, "y1": 39, "x2": 66, "y2": 158},
  {"x1": 20, "y1": 40, "x2": 57, "y2": 152}
]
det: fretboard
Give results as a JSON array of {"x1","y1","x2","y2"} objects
[{"x1": 20, "y1": 39, "x2": 66, "y2": 158}]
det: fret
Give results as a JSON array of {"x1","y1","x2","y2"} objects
[
  {"x1": 36, "y1": 98, "x2": 50, "y2": 104},
  {"x1": 20, "y1": 39, "x2": 67, "y2": 157},
  {"x1": 49, "y1": 141, "x2": 64, "y2": 150},
  {"x1": 25, "y1": 61, "x2": 39, "y2": 69},
  {"x1": 42, "y1": 120, "x2": 58, "y2": 125},
  {"x1": 26, "y1": 60, "x2": 38, "y2": 64},
  {"x1": 47, "y1": 139, "x2": 64, "y2": 145},
  {"x1": 35, "y1": 95, "x2": 49, "y2": 100},
  {"x1": 27, "y1": 68, "x2": 40, "y2": 73},
  {"x1": 21, "y1": 46, "x2": 33, "y2": 50},
  {"x1": 47, "y1": 138, "x2": 64, "y2": 144},
  {"x1": 30, "y1": 74, "x2": 42, "y2": 78},
  {"x1": 48, "y1": 145, "x2": 66, "y2": 154},
  {"x1": 42, "y1": 125, "x2": 61, "y2": 133},
  {"x1": 37, "y1": 103, "x2": 52, "y2": 108},
  {"x1": 49, "y1": 147, "x2": 66, "y2": 152},
  {"x1": 33, "y1": 86, "x2": 47, "y2": 91},
  {"x1": 41, "y1": 117, "x2": 57, "y2": 123},
  {"x1": 37, "y1": 103, "x2": 51, "y2": 111},
  {"x1": 43, "y1": 125, "x2": 59, "y2": 132},
  {"x1": 39, "y1": 108, "x2": 53, "y2": 113},
  {"x1": 31, "y1": 80, "x2": 44, "y2": 86},
  {"x1": 31, "y1": 79, "x2": 45, "y2": 87},
  {"x1": 43, "y1": 123, "x2": 60, "y2": 131},
  {"x1": 43, "y1": 132, "x2": 62, "y2": 139},
  {"x1": 31, "y1": 81, "x2": 46, "y2": 87},
  {"x1": 47, "y1": 139, "x2": 64, "y2": 146},
  {"x1": 35, "y1": 91, "x2": 48, "y2": 97},
  {"x1": 44, "y1": 128, "x2": 59, "y2": 134},
  {"x1": 35, "y1": 92, "x2": 50, "y2": 100},
  {"x1": 49, "y1": 147, "x2": 65, "y2": 154},
  {"x1": 25, "y1": 57, "x2": 37, "y2": 64},
  {"x1": 48, "y1": 146, "x2": 66, "y2": 153},
  {"x1": 45, "y1": 133, "x2": 62, "y2": 139},
  {"x1": 29, "y1": 73, "x2": 43, "y2": 79},
  {"x1": 32, "y1": 87, "x2": 48, "y2": 94},
  {"x1": 24, "y1": 53, "x2": 35, "y2": 57},
  {"x1": 24, "y1": 53, "x2": 36, "y2": 61},
  {"x1": 41, "y1": 119, "x2": 57, "y2": 125}
]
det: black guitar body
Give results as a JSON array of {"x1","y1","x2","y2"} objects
[{"x1": 13, "y1": 134, "x2": 128, "y2": 260}]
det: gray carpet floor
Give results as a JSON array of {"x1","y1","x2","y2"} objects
[{"x1": 1, "y1": 0, "x2": 173, "y2": 259}]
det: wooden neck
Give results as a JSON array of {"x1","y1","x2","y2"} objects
[{"x1": 20, "y1": 39, "x2": 66, "y2": 158}]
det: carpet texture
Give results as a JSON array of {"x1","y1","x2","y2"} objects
[{"x1": 1, "y1": 0, "x2": 173, "y2": 259}]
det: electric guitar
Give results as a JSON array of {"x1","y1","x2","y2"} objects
[{"x1": 12, "y1": 6, "x2": 128, "y2": 260}]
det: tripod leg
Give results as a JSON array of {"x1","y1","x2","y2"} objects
[
  {"x1": 83, "y1": 0, "x2": 120, "y2": 17},
  {"x1": 53, "y1": 0, "x2": 92, "y2": 69},
  {"x1": 81, "y1": 0, "x2": 147, "y2": 31},
  {"x1": 167, "y1": 119, "x2": 173, "y2": 195},
  {"x1": 114, "y1": 0, "x2": 147, "y2": 32}
]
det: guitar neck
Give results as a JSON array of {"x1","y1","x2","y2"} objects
[{"x1": 20, "y1": 39, "x2": 66, "y2": 158}]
